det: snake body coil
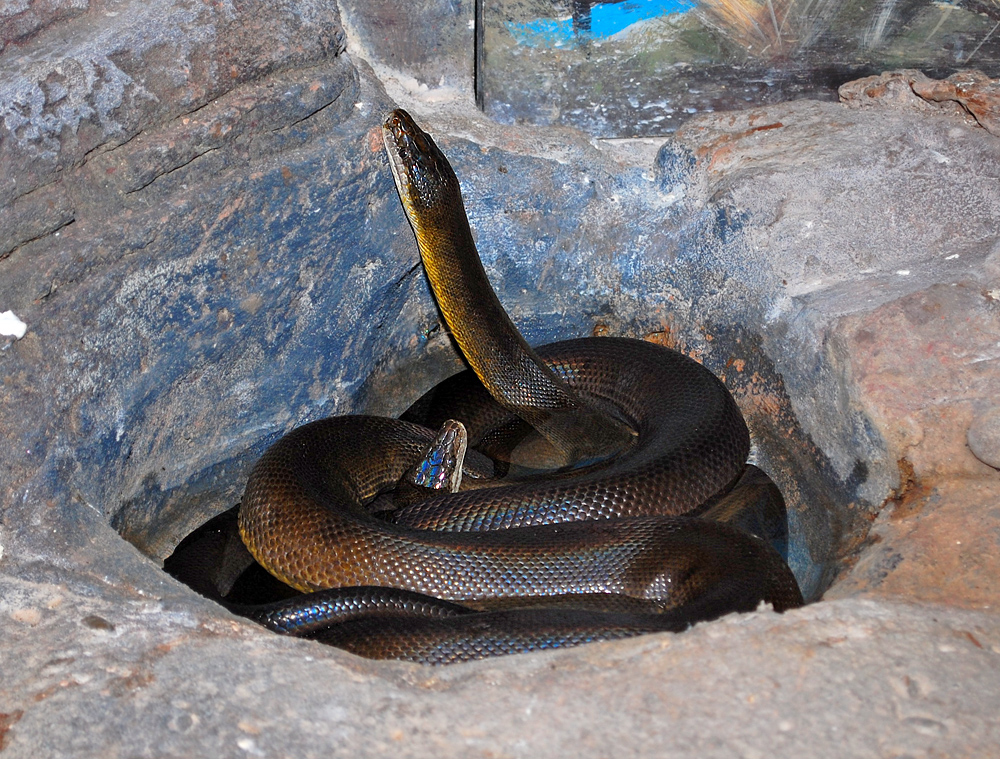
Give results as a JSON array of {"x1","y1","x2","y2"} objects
[{"x1": 233, "y1": 110, "x2": 802, "y2": 663}]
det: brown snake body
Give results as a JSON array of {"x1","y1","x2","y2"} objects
[{"x1": 229, "y1": 110, "x2": 802, "y2": 663}]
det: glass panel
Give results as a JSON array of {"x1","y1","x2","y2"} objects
[{"x1": 477, "y1": 0, "x2": 1000, "y2": 136}]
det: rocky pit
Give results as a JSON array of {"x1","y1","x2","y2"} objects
[{"x1": 1, "y1": 1, "x2": 999, "y2": 756}]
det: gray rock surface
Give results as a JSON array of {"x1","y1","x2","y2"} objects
[
  {"x1": 2, "y1": 0, "x2": 1000, "y2": 756},
  {"x1": 0, "y1": 0, "x2": 346, "y2": 253},
  {"x1": 4, "y1": 572, "x2": 999, "y2": 757}
]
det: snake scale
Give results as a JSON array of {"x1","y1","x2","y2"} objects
[{"x1": 181, "y1": 109, "x2": 802, "y2": 665}]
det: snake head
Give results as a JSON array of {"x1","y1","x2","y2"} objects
[
  {"x1": 382, "y1": 109, "x2": 464, "y2": 225},
  {"x1": 404, "y1": 419, "x2": 469, "y2": 493}
]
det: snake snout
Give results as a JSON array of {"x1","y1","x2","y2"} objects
[{"x1": 382, "y1": 109, "x2": 461, "y2": 215}]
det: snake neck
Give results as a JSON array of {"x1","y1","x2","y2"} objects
[{"x1": 383, "y1": 110, "x2": 634, "y2": 466}]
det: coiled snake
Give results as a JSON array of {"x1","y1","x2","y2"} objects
[{"x1": 183, "y1": 110, "x2": 802, "y2": 664}]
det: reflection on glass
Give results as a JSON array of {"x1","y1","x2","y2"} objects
[{"x1": 478, "y1": 0, "x2": 1000, "y2": 135}]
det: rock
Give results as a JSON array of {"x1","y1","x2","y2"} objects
[
  {"x1": 968, "y1": 406, "x2": 1000, "y2": 470},
  {"x1": 673, "y1": 95, "x2": 1000, "y2": 498},
  {"x1": 0, "y1": 0, "x2": 347, "y2": 253},
  {"x1": 0, "y1": 0, "x2": 89, "y2": 56},
  {"x1": 2, "y1": 1, "x2": 1000, "y2": 755},
  {"x1": 338, "y1": 0, "x2": 473, "y2": 91},
  {"x1": 912, "y1": 70, "x2": 1000, "y2": 137},
  {"x1": 828, "y1": 475, "x2": 1000, "y2": 606},
  {"x1": 3, "y1": 573, "x2": 1000, "y2": 757},
  {"x1": 838, "y1": 283, "x2": 1000, "y2": 482},
  {"x1": 839, "y1": 68, "x2": 1000, "y2": 137}
]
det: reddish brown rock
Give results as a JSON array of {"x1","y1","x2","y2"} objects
[
  {"x1": 840, "y1": 69, "x2": 1000, "y2": 137},
  {"x1": 841, "y1": 282, "x2": 1000, "y2": 483},
  {"x1": 825, "y1": 283, "x2": 1000, "y2": 608},
  {"x1": 830, "y1": 476, "x2": 1000, "y2": 608}
]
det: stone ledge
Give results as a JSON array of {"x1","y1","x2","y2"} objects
[{"x1": 2, "y1": 573, "x2": 998, "y2": 757}]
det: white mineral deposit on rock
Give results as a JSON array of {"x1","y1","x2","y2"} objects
[{"x1": 0, "y1": 310, "x2": 27, "y2": 339}]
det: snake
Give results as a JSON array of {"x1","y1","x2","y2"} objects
[{"x1": 225, "y1": 109, "x2": 803, "y2": 664}]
